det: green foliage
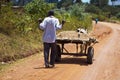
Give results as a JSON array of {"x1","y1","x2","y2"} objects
[
  {"x1": 57, "y1": 0, "x2": 83, "y2": 9},
  {"x1": 56, "y1": 4, "x2": 92, "y2": 30},
  {"x1": 24, "y1": 0, "x2": 54, "y2": 18},
  {"x1": 75, "y1": 0, "x2": 82, "y2": 3},
  {"x1": 0, "y1": 4, "x2": 34, "y2": 35},
  {"x1": 99, "y1": 0, "x2": 109, "y2": 6},
  {"x1": 116, "y1": 12, "x2": 120, "y2": 18},
  {"x1": 80, "y1": 14, "x2": 92, "y2": 30},
  {"x1": 90, "y1": 0, "x2": 109, "y2": 6},
  {"x1": 23, "y1": 0, "x2": 56, "y2": 31},
  {"x1": 69, "y1": 4, "x2": 86, "y2": 18},
  {"x1": 85, "y1": 4, "x2": 102, "y2": 14},
  {"x1": 14, "y1": 14, "x2": 35, "y2": 34},
  {"x1": 55, "y1": 9, "x2": 71, "y2": 21},
  {"x1": 85, "y1": 4, "x2": 120, "y2": 22},
  {"x1": 57, "y1": 0, "x2": 73, "y2": 9},
  {"x1": 0, "y1": 3, "x2": 16, "y2": 35},
  {"x1": 88, "y1": 0, "x2": 120, "y2": 22},
  {"x1": 101, "y1": 6, "x2": 120, "y2": 16},
  {"x1": 55, "y1": 4, "x2": 92, "y2": 31},
  {"x1": 93, "y1": 14, "x2": 108, "y2": 21},
  {"x1": 68, "y1": 4, "x2": 92, "y2": 29},
  {"x1": 0, "y1": 3, "x2": 42, "y2": 62}
]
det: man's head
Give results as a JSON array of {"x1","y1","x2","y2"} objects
[{"x1": 48, "y1": 10, "x2": 54, "y2": 16}]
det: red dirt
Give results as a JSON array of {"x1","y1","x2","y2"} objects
[{"x1": 0, "y1": 22, "x2": 120, "y2": 80}]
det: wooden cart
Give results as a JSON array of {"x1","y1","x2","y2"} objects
[{"x1": 55, "y1": 31, "x2": 98, "y2": 64}]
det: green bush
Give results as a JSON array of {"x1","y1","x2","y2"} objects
[
  {"x1": 0, "y1": 4, "x2": 16, "y2": 35},
  {"x1": 14, "y1": 14, "x2": 35, "y2": 34},
  {"x1": 69, "y1": 4, "x2": 86, "y2": 18},
  {"x1": 24, "y1": 0, "x2": 55, "y2": 19},
  {"x1": 54, "y1": 7, "x2": 92, "y2": 31},
  {"x1": 85, "y1": 5, "x2": 120, "y2": 22},
  {"x1": 116, "y1": 12, "x2": 120, "y2": 18},
  {"x1": 57, "y1": 0, "x2": 73, "y2": 9},
  {"x1": 85, "y1": 4, "x2": 102, "y2": 14},
  {"x1": 68, "y1": 4, "x2": 92, "y2": 30},
  {"x1": 0, "y1": 3, "x2": 43, "y2": 62}
]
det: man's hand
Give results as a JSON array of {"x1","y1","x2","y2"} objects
[
  {"x1": 38, "y1": 18, "x2": 42, "y2": 23},
  {"x1": 62, "y1": 20, "x2": 65, "y2": 25}
]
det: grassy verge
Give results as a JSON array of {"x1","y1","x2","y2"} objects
[{"x1": 0, "y1": 30, "x2": 43, "y2": 62}]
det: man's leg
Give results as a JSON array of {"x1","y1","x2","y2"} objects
[
  {"x1": 43, "y1": 43, "x2": 50, "y2": 67},
  {"x1": 50, "y1": 43, "x2": 56, "y2": 67}
]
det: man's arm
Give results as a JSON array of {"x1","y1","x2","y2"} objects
[
  {"x1": 55, "y1": 19, "x2": 65, "y2": 30},
  {"x1": 39, "y1": 18, "x2": 46, "y2": 30}
]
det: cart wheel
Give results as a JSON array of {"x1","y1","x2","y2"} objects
[
  {"x1": 87, "y1": 47, "x2": 94, "y2": 64},
  {"x1": 55, "y1": 45, "x2": 61, "y2": 62}
]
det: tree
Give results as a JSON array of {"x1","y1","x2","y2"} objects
[
  {"x1": 76, "y1": 0, "x2": 82, "y2": 3},
  {"x1": 57, "y1": 0, "x2": 73, "y2": 9},
  {"x1": 69, "y1": 4, "x2": 86, "y2": 18},
  {"x1": 57, "y1": 0, "x2": 83, "y2": 9},
  {"x1": 90, "y1": 0, "x2": 108, "y2": 7},
  {"x1": 90, "y1": 0, "x2": 99, "y2": 5},
  {"x1": 0, "y1": 0, "x2": 6, "y2": 14},
  {"x1": 99, "y1": 0, "x2": 109, "y2": 7},
  {"x1": 24, "y1": 0, "x2": 54, "y2": 18}
]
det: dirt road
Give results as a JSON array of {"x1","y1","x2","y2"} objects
[{"x1": 0, "y1": 22, "x2": 120, "y2": 80}]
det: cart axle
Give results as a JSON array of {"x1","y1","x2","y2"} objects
[{"x1": 61, "y1": 53, "x2": 87, "y2": 56}]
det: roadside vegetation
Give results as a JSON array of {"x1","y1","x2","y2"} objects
[
  {"x1": 0, "y1": 0, "x2": 120, "y2": 69},
  {"x1": 85, "y1": 0, "x2": 120, "y2": 23}
]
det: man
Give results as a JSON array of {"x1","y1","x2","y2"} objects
[
  {"x1": 39, "y1": 10, "x2": 65, "y2": 68},
  {"x1": 95, "y1": 18, "x2": 98, "y2": 24}
]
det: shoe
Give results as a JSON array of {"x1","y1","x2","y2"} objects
[
  {"x1": 45, "y1": 65, "x2": 49, "y2": 68},
  {"x1": 49, "y1": 64, "x2": 55, "y2": 68}
]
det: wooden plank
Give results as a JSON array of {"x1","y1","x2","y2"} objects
[{"x1": 61, "y1": 53, "x2": 87, "y2": 56}]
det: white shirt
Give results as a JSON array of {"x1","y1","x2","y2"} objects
[{"x1": 40, "y1": 16, "x2": 62, "y2": 43}]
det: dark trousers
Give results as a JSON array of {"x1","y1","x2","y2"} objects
[{"x1": 43, "y1": 42, "x2": 56, "y2": 66}]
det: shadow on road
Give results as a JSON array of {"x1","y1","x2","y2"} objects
[{"x1": 56, "y1": 57, "x2": 88, "y2": 66}]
